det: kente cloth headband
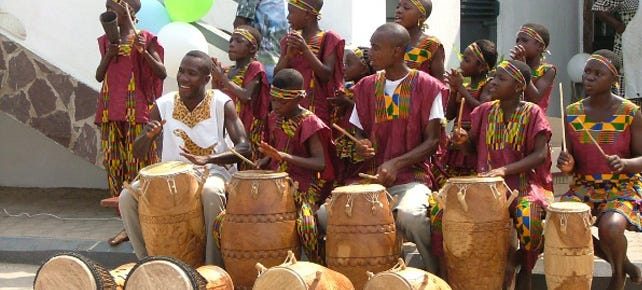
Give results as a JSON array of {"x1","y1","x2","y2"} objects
[
  {"x1": 271, "y1": 87, "x2": 307, "y2": 100},
  {"x1": 353, "y1": 48, "x2": 368, "y2": 66},
  {"x1": 409, "y1": 0, "x2": 427, "y2": 17},
  {"x1": 497, "y1": 61, "x2": 527, "y2": 90},
  {"x1": 468, "y1": 43, "x2": 485, "y2": 64},
  {"x1": 288, "y1": 0, "x2": 320, "y2": 17},
  {"x1": 587, "y1": 54, "x2": 619, "y2": 78},
  {"x1": 518, "y1": 26, "x2": 546, "y2": 47},
  {"x1": 233, "y1": 28, "x2": 257, "y2": 46}
]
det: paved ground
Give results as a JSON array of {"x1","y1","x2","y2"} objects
[{"x1": 2, "y1": 186, "x2": 642, "y2": 289}]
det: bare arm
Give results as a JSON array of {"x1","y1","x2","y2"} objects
[
  {"x1": 524, "y1": 68, "x2": 556, "y2": 105},
  {"x1": 259, "y1": 133, "x2": 326, "y2": 172},
  {"x1": 210, "y1": 100, "x2": 251, "y2": 164},
  {"x1": 95, "y1": 43, "x2": 119, "y2": 82},
  {"x1": 139, "y1": 40, "x2": 167, "y2": 79},
  {"x1": 219, "y1": 74, "x2": 261, "y2": 103},
  {"x1": 482, "y1": 132, "x2": 548, "y2": 177},
  {"x1": 133, "y1": 105, "x2": 162, "y2": 158},
  {"x1": 596, "y1": 11, "x2": 627, "y2": 33}
]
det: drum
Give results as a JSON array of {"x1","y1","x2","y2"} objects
[
  {"x1": 132, "y1": 161, "x2": 209, "y2": 268},
  {"x1": 363, "y1": 258, "x2": 451, "y2": 290},
  {"x1": 221, "y1": 170, "x2": 300, "y2": 290},
  {"x1": 436, "y1": 176, "x2": 516, "y2": 290},
  {"x1": 253, "y1": 250, "x2": 354, "y2": 290},
  {"x1": 110, "y1": 263, "x2": 135, "y2": 290},
  {"x1": 124, "y1": 256, "x2": 234, "y2": 290},
  {"x1": 544, "y1": 202, "x2": 594, "y2": 290},
  {"x1": 325, "y1": 184, "x2": 400, "y2": 289},
  {"x1": 33, "y1": 252, "x2": 129, "y2": 290}
]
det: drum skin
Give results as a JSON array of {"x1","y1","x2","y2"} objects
[
  {"x1": 364, "y1": 258, "x2": 451, "y2": 290},
  {"x1": 34, "y1": 252, "x2": 118, "y2": 290},
  {"x1": 253, "y1": 251, "x2": 354, "y2": 290},
  {"x1": 136, "y1": 161, "x2": 207, "y2": 268},
  {"x1": 437, "y1": 176, "x2": 514, "y2": 290},
  {"x1": 544, "y1": 202, "x2": 594, "y2": 290},
  {"x1": 221, "y1": 170, "x2": 300, "y2": 290},
  {"x1": 124, "y1": 256, "x2": 208, "y2": 290},
  {"x1": 325, "y1": 184, "x2": 400, "y2": 289}
]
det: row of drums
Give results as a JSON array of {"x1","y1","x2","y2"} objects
[{"x1": 33, "y1": 251, "x2": 451, "y2": 289}]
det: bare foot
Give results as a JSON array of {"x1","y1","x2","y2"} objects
[
  {"x1": 625, "y1": 260, "x2": 642, "y2": 285},
  {"x1": 108, "y1": 229, "x2": 129, "y2": 246}
]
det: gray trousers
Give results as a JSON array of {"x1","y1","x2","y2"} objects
[
  {"x1": 317, "y1": 182, "x2": 435, "y2": 271},
  {"x1": 119, "y1": 175, "x2": 226, "y2": 266}
]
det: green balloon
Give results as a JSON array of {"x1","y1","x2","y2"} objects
[{"x1": 165, "y1": 0, "x2": 214, "y2": 22}]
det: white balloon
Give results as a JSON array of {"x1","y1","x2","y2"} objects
[
  {"x1": 157, "y1": 22, "x2": 209, "y2": 79},
  {"x1": 567, "y1": 53, "x2": 590, "y2": 83}
]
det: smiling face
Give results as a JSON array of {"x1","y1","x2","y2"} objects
[
  {"x1": 176, "y1": 56, "x2": 210, "y2": 99},
  {"x1": 394, "y1": 0, "x2": 424, "y2": 29},
  {"x1": 582, "y1": 59, "x2": 617, "y2": 96}
]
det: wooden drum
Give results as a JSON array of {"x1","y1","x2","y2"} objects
[
  {"x1": 221, "y1": 170, "x2": 300, "y2": 289},
  {"x1": 364, "y1": 258, "x2": 451, "y2": 290},
  {"x1": 253, "y1": 250, "x2": 354, "y2": 290},
  {"x1": 325, "y1": 184, "x2": 400, "y2": 289},
  {"x1": 544, "y1": 202, "x2": 594, "y2": 290},
  {"x1": 436, "y1": 176, "x2": 516, "y2": 290},
  {"x1": 133, "y1": 161, "x2": 209, "y2": 268},
  {"x1": 124, "y1": 256, "x2": 233, "y2": 290},
  {"x1": 34, "y1": 252, "x2": 131, "y2": 290}
]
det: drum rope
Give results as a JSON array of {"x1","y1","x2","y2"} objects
[
  {"x1": 559, "y1": 213, "x2": 568, "y2": 233},
  {"x1": 1, "y1": 208, "x2": 122, "y2": 221},
  {"x1": 364, "y1": 192, "x2": 384, "y2": 215}
]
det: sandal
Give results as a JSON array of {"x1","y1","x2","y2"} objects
[{"x1": 108, "y1": 229, "x2": 129, "y2": 246}]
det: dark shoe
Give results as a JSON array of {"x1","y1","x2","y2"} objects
[{"x1": 108, "y1": 229, "x2": 129, "y2": 246}]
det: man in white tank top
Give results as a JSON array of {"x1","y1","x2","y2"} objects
[{"x1": 119, "y1": 50, "x2": 251, "y2": 266}]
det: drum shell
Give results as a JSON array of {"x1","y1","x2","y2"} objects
[
  {"x1": 253, "y1": 260, "x2": 354, "y2": 290},
  {"x1": 364, "y1": 266, "x2": 451, "y2": 290},
  {"x1": 221, "y1": 170, "x2": 300, "y2": 290},
  {"x1": 325, "y1": 184, "x2": 400, "y2": 289},
  {"x1": 544, "y1": 202, "x2": 594, "y2": 290},
  {"x1": 137, "y1": 161, "x2": 206, "y2": 268},
  {"x1": 124, "y1": 256, "x2": 207, "y2": 290},
  {"x1": 439, "y1": 176, "x2": 511, "y2": 290},
  {"x1": 34, "y1": 253, "x2": 118, "y2": 290},
  {"x1": 195, "y1": 265, "x2": 234, "y2": 290}
]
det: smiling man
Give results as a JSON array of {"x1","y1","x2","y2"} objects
[{"x1": 118, "y1": 50, "x2": 250, "y2": 267}]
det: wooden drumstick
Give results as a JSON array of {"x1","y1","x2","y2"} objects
[
  {"x1": 332, "y1": 123, "x2": 360, "y2": 144},
  {"x1": 559, "y1": 82, "x2": 567, "y2": 151},
  {"x1": 576, "y1": 118, "x2": 608, "y2": 159},
  {"x1": 456, "y1": 93, "x2": 466, "y2": 129},
  {"x1": 359, "y1": 173, "x2": 379, "y2": 180},
  {"x1": 228, "y1": 147, "x2": 258, "y2": 168}
]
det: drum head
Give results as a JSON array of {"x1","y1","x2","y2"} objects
[
  {"x1": 232, "y1": 170, "x2": 288, "y2": 179},
  {"x1": 548, "y1": 201, "x2": 590, "y2": 213},
  {"x1": 446, "y1": 176, "x2": 504, "y2": 184},
  {"x1": 139, "y1": 161, "x2": 193, "y2": 176},
  {"x1": 364, "y1": 272, "x2": 411, "y2": 289},
  {"x1": 34, "y1": 253, "x2": 113, "y2": 290},
  {"x1": 331, "y1": 184, "x2": 386, "y2": 194},
  {"x1": 125, "y1": 256, "x2": 205, "y2": 290},
  {"x1": 253, "y1": 267, "x2": 307, "y2": 290}
]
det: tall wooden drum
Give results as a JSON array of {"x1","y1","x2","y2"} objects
[
  {"x1": 221, "y1": 170, "x2": 300, "y2": 289},
  {"x1": 325, "y1": 184, "x2": 400, "y2": 289},
  {"x1": 437, "y1": 176, "x2": 516, "y2": 290},
  {"x1": 34, "y1": 252, "x2": 129, "y2": 290},
  {"x1": 133, "y1": 161, "x2": 209, "y2": 268},
  {"x1": 364, "y1": 258, "x2": 451, "y2": 290},
  {"x1": 544, "y1": 202, "x2": 594, "y2": 290},
  {"x1": 253, "y1": 250, "x2": 354, "y2": 290}
]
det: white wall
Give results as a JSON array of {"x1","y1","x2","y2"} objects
[
  {"x1": 427, "y1": 0, "x2": 461, "y2": 70},
  {"x1": 497, "y1": 0, "x2": 582, "y2": 117},
  {"x1": 320, "y1": 0, "x2": 387, "y2": 47}
]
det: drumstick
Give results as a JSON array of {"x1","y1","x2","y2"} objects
[
  {"x1": 228, "y1": 147, "x2": 258, "y2": 168},
  {"x1": 576, "y1": 118, "x2": 608, "y2": 159},
  {"x1": 559, "y1": 82, "x2": 567, "y2": 151},
  {"x1": 359, "y1": 173, "x2": 379, "y2": 180},
  {"x1": 456, "y1": 93, "x2": 466, "y2": 129},
  {"x1": 332, "y1": 123, "x2": 360, "y2": 144}
]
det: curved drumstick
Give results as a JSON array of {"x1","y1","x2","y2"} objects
[
  {"x1": 456, "y1": 93, "x2": 466, "y2": 129},
  {"x1": 576, "y1": 118, "x2": 607, "y2": 159}
]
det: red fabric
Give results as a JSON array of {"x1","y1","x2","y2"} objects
[
  {"x1": 95, "y1": 30, "x2": 164, "y2": 124},
  {"x1": 352, "y1": 70, "x2": 445, "y2": 187},
  {"x1": 279, "y1": 30, "x2": 345, "y2": 124},
  {"x1": 265, "y1": 111, "x2": 335, "y2": 193},
  {"x1": 221, "y1": 61, "x2": 270, "y2": 137}
]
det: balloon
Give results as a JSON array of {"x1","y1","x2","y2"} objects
[
  {"x1": 157, "y1": 22, "x2": 209, "y2": 78},
  {"x1": 136, "y1": 0, "x2": 171, "y2": 34},
  {"x1": 567, "y1": 53, "x2": 590, "y2": 83},
  {"x1": 164, "y1": 0, "x2": 214, "y2": 22}
]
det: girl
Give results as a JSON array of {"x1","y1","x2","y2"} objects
[
  {"x1": 557, "y1": 49, "x2": 642, "y2": 290},
  {"x1": 211, "y1": 25, "x2": 270, "y2": 168}
]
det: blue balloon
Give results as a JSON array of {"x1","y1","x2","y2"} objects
[{"x1": 136, "y1": 0, "x2": 171, "y2": 34}]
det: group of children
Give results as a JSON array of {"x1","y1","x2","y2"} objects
[{"x1": 97, "y1": 0, "x2": 642, "y2": 289}]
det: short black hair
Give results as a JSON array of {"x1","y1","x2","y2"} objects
[
  {"x1": 184, "y1": 50, "x2": 212, "y2": 75},
  {"x1": 305, "y1": 0, "x2": 323, "y2": 11},
  {"x1": 475, "y1": 39, "x2": 498, "y2": 69},
  {"x1": 272, "y1": 69, "x2": 304, "y2": 90},
  {"x1": 374, "y1": 23, "x2": 410, "y2": 50},
  {"x1": 507, "y1": 59, "x2": 532, "y2": 85},
  {"x1": 592, "y1": 49, "x2": 621, "y2": 72},
  {"x1": 523, "y1": 23, "x2": 550, "y2": 48},
  {"x1": 421, "y1": 0, "x2": 433, "y2": 18}
]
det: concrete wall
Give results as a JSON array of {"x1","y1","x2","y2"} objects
[{"x1": 497, "y1": 0, "x2": 583, "y2": 117}]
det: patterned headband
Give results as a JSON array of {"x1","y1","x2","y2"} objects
[
  {"x1": 497, "y1": 61, "x2": 527, "y2": 90},
  {"x1": 587, "y1": 54, "x2": 619, "y2": 78},
  {"x1": 271, "y1": 86, "x2": 307, "y2": 100},
  {"x1": 518, "y1": 26, "x2": 546, "y2": 47},
  {"x1": 409, "y1": 0, "x2": 427, "y2": 17},
  {"x1": 233, "y1": 28, "x2": 257, "y2": 47},
  {"x1": 468, "y1": 43, "x2": 486, "y2": 64},
  {"x1": 288, "y1": 0, "x2": 320, "y2": 17},
  {"x1": 353, "y1": 47, "x2": 368, "y2": 66}
]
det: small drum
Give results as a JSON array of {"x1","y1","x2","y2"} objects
[
  {"x1": 132, "y1": 161, "x2": 209, "y2": 268},
  {"x1": 364, "y1": 258, "x2": 451, "y2": 290},
  {"x1": 221, "y1": 170, "x2": 300, "y2": 290},
  {"x1": 544, "y1": 202, "x2": 594, "y2": 290},
  {"x1": 253, "y1": 250, "x2": 354, "y2": 290},
  {"x1": 325, "y1": 184, "x2": 400, "y2": 289},
  {"x1": 33, "y1": 252, "x2": 131, "y2": 290},
  {"x1": 436, "y1": 176, "x2": 516, "y2": 290},
  {"x1": 124, "y1": 256, "x2": 234, "y2": 290}
]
